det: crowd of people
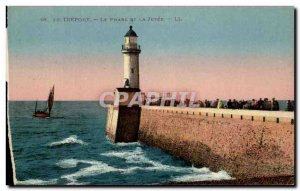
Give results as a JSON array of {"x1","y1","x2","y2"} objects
[
  {"x1": 201, "y1": 98, "x2": 294, "y2": 111},
  {"x1": 142, "y1": 95, "x2": 294, "y2": 111}
]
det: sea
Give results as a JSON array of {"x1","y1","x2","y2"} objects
[{"x1": 8, "y1": 100, "x2": 289, "y2": 185}]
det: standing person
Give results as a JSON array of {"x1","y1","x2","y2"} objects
[
  {"x1": 257, "y1": 98, "x2": 263, "y2": 110},
  {"x1": 207, "y1": 100, "x2": 210, "y2": 108},
  {"x1": 286, "y1": 100, "x2": 294, "y2": 111},
  {"x1": 263, "y1": 98, "x2": 268, "y2": 110},
  {"x1": 291, "y1": 101, "x2": 295, "y2": 111},
  {"x1": 205, "y1": 99, "x2": 210, "y2": 108},
  {"x1": 204, "y1": 99, "x2": 210, "y2": 107},
  {"x1": 250, "y1": 99, "x2": 257, "y2": 110},
  {"x1": 263, "y1": 98, "x2": 271, "y2": 110},
  {"x1": 212, "y1": 99, "x2": 218, "y2": 108},
  {"x1": 232, "y1": 99, "x2": 238, "y2": 109},
  {"x1": 217, "y1": 99, "x2": 224, "y2": 109},
  {"x1": 271, "y1": 98, "x2": 279, "y2": 111},
  {"x1": 227, "y1": 99, "x2": 232, "y2": 109},
  {"x1": 240, "y1": 100, "x2": 247, "y2": 109},
  {"x1": 211, "y1": 100, "x2": 215, "y2": 108},
  {"x1": 243, "y1": 101, "x2": 251, "y2": 109},
  {"x1": 238, "y1": 100, "x2": 244, "y2": 109}
]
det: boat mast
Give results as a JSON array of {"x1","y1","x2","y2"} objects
[{"x1": 34, "y1": 100, "x2": 37, "y2": 113}]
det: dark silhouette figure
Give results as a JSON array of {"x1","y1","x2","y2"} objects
[
  {"x1": 227, "y1": 99, "x2": 232, "y2": 109},
  {"x1": 286, "y1": 100, "x2": 294, "y2": 111},
  {"x1": 263, "y1": 98, "x2": 271, "y2": 110},
  {"x1": 272, "y1": 98, "x2": 279, "y2": 111},
  {"x1": 250, "y1": 99, "x2": 257, "y2": 110},
  {"x1": 232, "y1": 99, "x2": 239, "y2": 109},
  {"x1": 257, "y1": 98, "x2": 264, "y2": 110},
  {"x1": 124, "y1": 79, "x2": 130, "y2": 88},
  {"x1": 205, "y1": 99, "x2": 210, "y2": 108}
]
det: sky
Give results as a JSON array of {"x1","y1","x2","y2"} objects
[{"x1": 8, "y1": 7, "x2": 294, "y2": 100}]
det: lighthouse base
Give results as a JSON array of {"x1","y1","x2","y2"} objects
[{"x1": 105, "y1": 88, "x2": 141, "y2": 143}]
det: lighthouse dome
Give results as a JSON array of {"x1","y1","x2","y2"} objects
[{"x1": 124, "y1": 26, "x2": 138, "y2": 37}]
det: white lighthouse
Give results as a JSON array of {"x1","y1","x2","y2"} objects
[
  {"x1": 105, "y1": 26, "x2": 142, "y2": 143},
  {"x1": 106, "y1": 26, "x2": 141, "y2": 142},
  {"x1": 122, "y1": 26, "x2": 141, "y2": 88}
]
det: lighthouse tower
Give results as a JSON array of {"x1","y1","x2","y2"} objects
[
  {"x1": 122, "y1": 26, "x2": 141, "y2": 88},
  {"x1": 105, "y1": 26, "x2": 142, "y2": 143}
]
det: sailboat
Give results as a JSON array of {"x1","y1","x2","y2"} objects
[{"x1": 33, "y1": 85, "x2": 55, "y2": 118}]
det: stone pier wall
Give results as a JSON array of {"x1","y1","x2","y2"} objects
[{"x1": 138, "y1": 106, "x2": 294, "y2": 179}]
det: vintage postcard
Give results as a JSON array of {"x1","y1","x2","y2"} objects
[{"x1": 6, "y1": 6, "x2": 295, "y2": 186}]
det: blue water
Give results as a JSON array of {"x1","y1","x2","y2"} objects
[{"x1": 8, "y1": 101, "x2": 232, "y2": 185}]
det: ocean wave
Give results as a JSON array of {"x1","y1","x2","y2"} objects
[
  {"x1": 101, "y1": 147, "x2": 182, "y2": 171},
  {"x1": 66, "y1": 181, "x2": 89, "y2": 185},
  {"x1": 115, "y1": 142, "x2": 141, "y2": 147},
  {"x1": 101, "y1": 147, "x2": 233, "y2": 182},
  {"x1": 16, "y1": 178, "x2": 58, "y2": 185},
  {"x1": 56, "y1": 159, "x2": 80, "y2": 168},
  {"x1": 57, "y1": 159, "x2": 125, "y2": 184},
  {"x1": 172, "y1": 170, "x2": 232, "y2": 182},
  {"x1": 57, "y1": 148, "x2": 232, "y2": 185},
  {"x1": 48, "y1": 135, "x2": 87, "y2": 147},
  {"x1": 105, "y1": 136, "x2": 141, "y2": 147},
  {"x1": 101, "y1": 147, "x2": 144, "y2": 162}
]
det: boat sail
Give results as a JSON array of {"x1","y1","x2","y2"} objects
[
  {"x1": 33, "y1": 85, "x2": 55, "y2": 118},
  {"x1": 47, "y1": 86, "x2": 54, "y2": 114}
]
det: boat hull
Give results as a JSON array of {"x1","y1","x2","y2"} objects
[{"x1": 32, "y1": 113, "x2": 50, "y2": 118}]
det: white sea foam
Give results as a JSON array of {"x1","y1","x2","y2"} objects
[
  {"x1": 116, "y1": 142, "x2": 141, "y2": 147},
  {"x1": 57, "y1": 147, "x2": 232, "y2": 185},
  {"x1": 48, "y1": 135, "x2": 87, "y2": 147},
  {"x1": 105, "y1": 136, "x2": 141, "y2": 147},
  {"x1": 101, "y1": 147, "x2": 144, "y2": 163},
  {"x1": 172, "y1": 170, "x2": 232, "y2": 182},
  {"x1": 56, "y1": 159, "x2": 79, "y2": 168},
  {"x1": 16, "y1": 178, "x2": 58, "y2": 185},
  {"x1": 66, "y1": 181, "x2": 89, "y2": 185},
  {"x1": 101, "y1": 147, "x2": 233, "y2": 182},
  {"x1": 57, "y1": 159, "x2": 126, "y2": 184},
  {"x1": 101, "y1": 147, "x2": 185, "y2": 172}
]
